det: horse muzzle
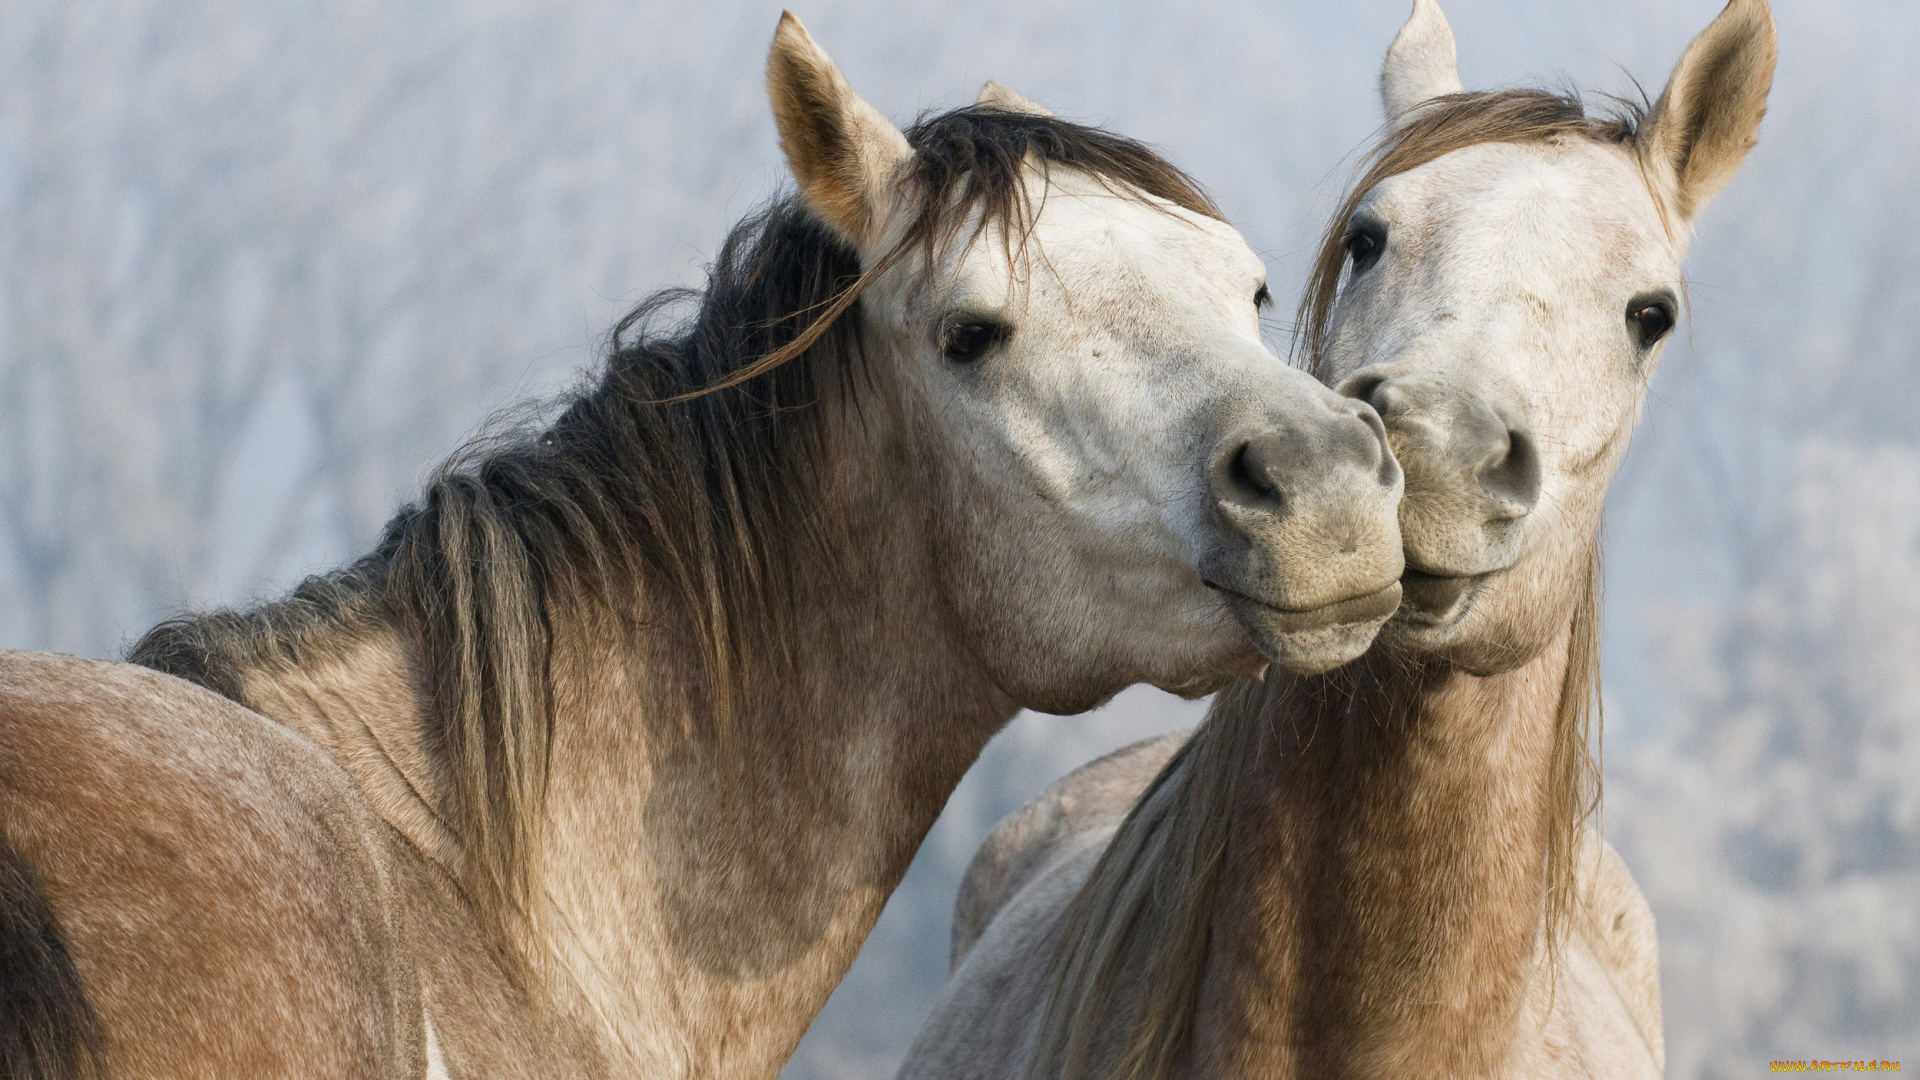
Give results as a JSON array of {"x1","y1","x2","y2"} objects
[
  {"x1": 1338, "y1": 369, "x2": 1543, "y2": 636},
  {"x1": 1199, "y1": 392, "x2": 1406, "y2": 673}
]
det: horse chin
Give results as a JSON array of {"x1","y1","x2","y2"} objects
[
  {"x1": 1223, "y1": 581, "x2": 1403, "y2": 675},
  {"x1": 1381, "y1": 566, "x2": 1542, "y2": 676},
  {"x1": 1149, "y1": 667, "x2": 1246, "y2": 700},
  {"x1": 1386, "y1": 566, "x2": 1488, "y2": 637}
]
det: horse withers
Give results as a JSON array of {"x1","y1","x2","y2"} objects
[
  {"x1": 899, "y1": 2, "x2": 1776, "y2": 1078},
  {"x1": 0, "y1": 12, "x2": 1404, "y2": 1080}
]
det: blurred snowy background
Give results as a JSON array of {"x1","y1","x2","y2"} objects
[{"x1": 1, "y1": 0, "x2": 1913, "y2": 1075}]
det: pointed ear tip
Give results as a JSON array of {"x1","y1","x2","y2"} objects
[
  {"x1": 1696, "y1": 0, "x2": 1779, "y2": 71},
  {"x1": 772, "y1": 10, "x2": 813, "y2": 48},
  {"x1": 769, "y1": 11, "x2": 837, "y2": 81},
  {"x1": 976, "y1": 81, "x2": 1053, "y2": 116},
  {"x1": 1721, "y1": 0, "x2": 1778, "y2": 35},
  {"x1": 1391, "y1": 0, "x2": 1456, "y2": 53}
]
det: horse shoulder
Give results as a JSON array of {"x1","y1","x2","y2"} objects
[
  {"x1": 903, "y1": 806, "x2": 1122, "y2": 1079},
  {"x1": 1489, "y1": 828, "x2": 1663, "y2": 1079},
  {"x1": 950, "y1": 729, "x2": 1192, "y2": 968},
  {"x1": 1571, "y1": 828, "x2": 1664, "y2": 1072},
  {"x1": 1522, "y1": 828, "x2": 1662, "y2": 1078},
  {"x1": 0, "y1": 650, "x2": 430, "y2": 1077},
  {"x1": 903, "y1": 731, "x2": 1192, "y2": 1080}
]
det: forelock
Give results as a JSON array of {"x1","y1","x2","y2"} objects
[{"x1": 888, "y1": 106, "x2": 1219, "y2": 281}]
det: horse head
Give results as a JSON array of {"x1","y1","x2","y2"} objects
[
  {"x1": 1311, "y1": 0, "x2": 1775, "y2": 675},
  {"x1": 767, "y1": 14, "x2": 1406, "y2": 707}
]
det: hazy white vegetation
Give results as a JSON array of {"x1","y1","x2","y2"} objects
[
  {"x1": 1611, "y1": 440, "x2": 1920, "y2": 1075},
  {"x1": 0, "y1": 0, "x2": 1912, "y2": 1075}
]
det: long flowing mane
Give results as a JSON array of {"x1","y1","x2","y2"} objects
[
  {"x1": 126, "y1": 104, "x2": 1217, "y2": 977},
  {"x1": 1031, "y1": 89, "x2": 1635, "y2": 1080}
]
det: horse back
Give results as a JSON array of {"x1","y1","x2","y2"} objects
[
  {"x1": 0, "y1": 650, "x2": 424, "y2": 1079},
  {"x1": 950, "y1": 729, "x2": 1190, "y2": 969}
]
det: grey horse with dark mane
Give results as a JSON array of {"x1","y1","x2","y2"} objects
[{"x1": 0, "y1": 13, "x2": 1407, "y2": 1080}]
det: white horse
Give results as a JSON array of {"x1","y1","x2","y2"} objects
[
  {"x1": 898, "y1": 2, "x2": 1776, "y2": 1078},
  {"x1": 0, "y1": 14, "x2": 1408, "y2": 1080}
]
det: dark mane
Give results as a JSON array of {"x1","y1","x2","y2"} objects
[
  {"x1": 897, "y1": 103, "x2": 1220, "y2": 270},
  {"x1": 1297, "y1": 88, "x2": 1642, "y2": 371},
  {"x1": 127, "y1": 104, "x2": 1216, "y2": 969}
]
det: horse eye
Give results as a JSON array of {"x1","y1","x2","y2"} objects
[
  {"x1": 1628, "y1": 300, "x2": 1676, "y2": 349},
  {"x1": 1344, "y1": 224, "x2": 1386, "y2": 274},
  {"x1": 941, "y1": 320, "x2": 1002, "y2": 363},
  {"x1": 1254, "y1": 284, "x2": 1272, "y2": 309}
]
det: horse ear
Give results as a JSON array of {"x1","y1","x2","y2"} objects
[
  {"x1": 1637, "y1": 0, "x2": 1777, "y2": 222},
  {"x1": 976, "y1": 81, "x2": 1053, "y2": 117},
  {"x1": 1380, "y1": 0, "x2": 1463, "y2": 128},
  {"x1": 767, "y1": 12, "x2": 913, "y2": 248}
]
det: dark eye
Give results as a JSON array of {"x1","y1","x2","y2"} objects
[
  {"x1": 1627, "y1": 297, "x2": 1676, "y2": 349},
  {"x1": 1343, "y1": 222, "x2": 1387, "y2": 275},
  {"x1": 941, "y1": 320, "x2": 1003, "y2": 363},
  {"x1": 1254, "y1": 284, "x2": 1272, "y2": 309}
]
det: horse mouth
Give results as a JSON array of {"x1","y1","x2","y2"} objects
[
  {"x1": 1210, "y1": 581, "x2": 1404, "y2": 631},
  {"x1": 1394, "y1": 566, "x2": 1488, "y2": 626},
  {"x1": 1209, "y1": 580, "x2": 1403, "y2": 674}
]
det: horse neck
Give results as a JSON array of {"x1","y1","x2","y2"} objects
[
  {"x1": 231, "y1": 619, "x2": 463, "y2": 869},
  {"x1": 233, "y1": 392, "x2": 1020, "y2": 1075},
  {"x1": 1188, "y1": 625, "x2": 1576, "y2": 1080},
  {"x1": 519, "y1": 414, "x2": 1018, "y2": 1075}
]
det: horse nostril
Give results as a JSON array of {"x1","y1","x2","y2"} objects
[
  {"x1": 1339, "y1": 371, "x2": 1392, "y2": 413},
  {"x1": 1480, "y1": 424, "x2": 1542, "y2": 518},
  {"x1": 1218, "y1": 438, "x2": 1285, "y2": 509},
  {"x1": 1352, "y1": 404, "x2": 1401, "y2": 490},
  {"x1": 1212, "y1": 412, "x2": 1393, "y2": 519}
]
